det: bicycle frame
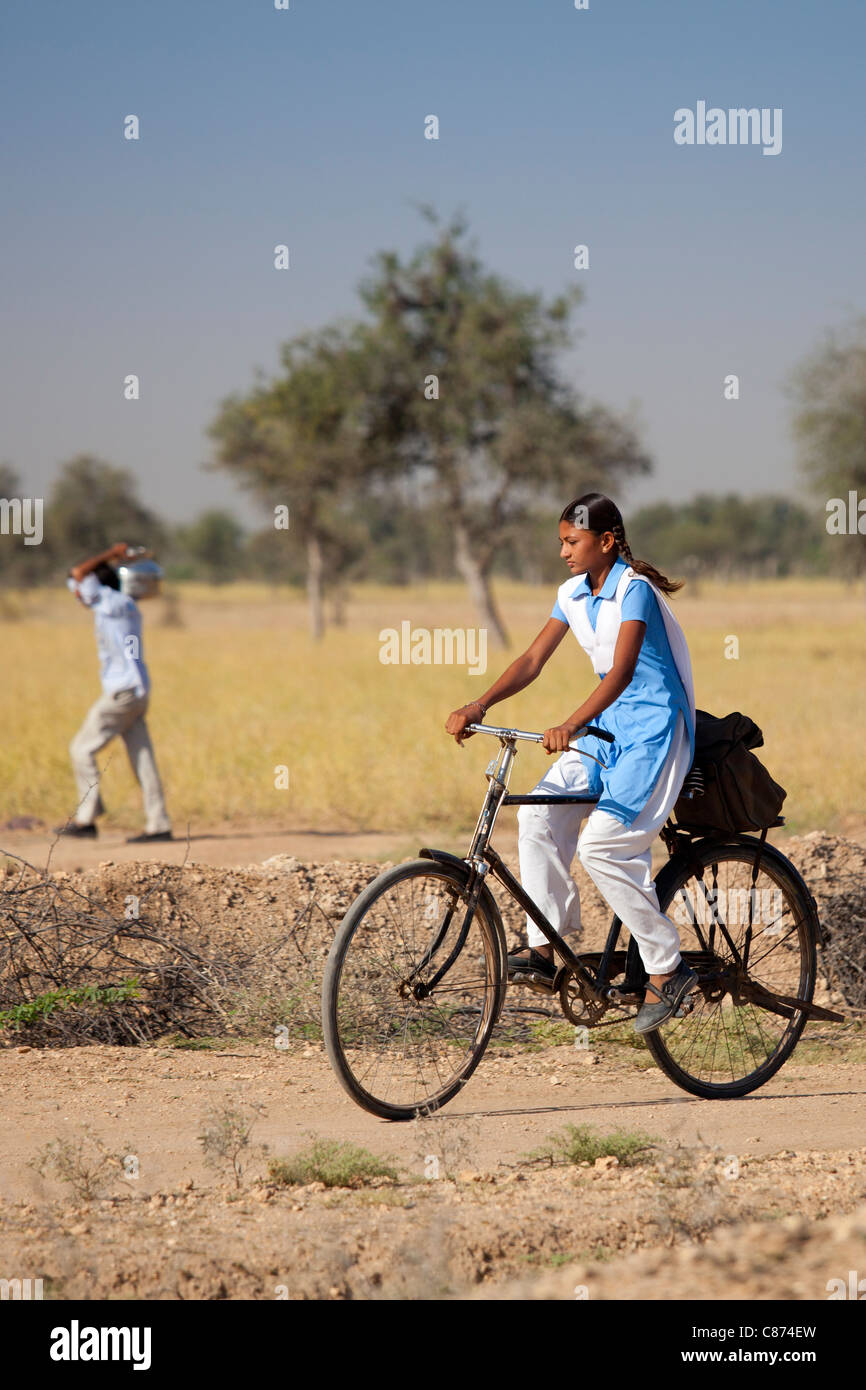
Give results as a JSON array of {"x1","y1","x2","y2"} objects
[
  {"x1": 442, "y1": 721, "x2": 782, "y2": 1011},
  {"x1": 457, "y1": 721, "x2": 624, "y2": 1007}
]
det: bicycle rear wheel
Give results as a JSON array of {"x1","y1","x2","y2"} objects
[
  {"x1": 322, "y1": 858, "x2": 506, "y2": 1120},
  {"x1": 644, "y1": 839, "x2": 817, "y2": 1098}
]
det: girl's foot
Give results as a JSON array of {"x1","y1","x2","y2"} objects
[
  {"x1": 633, "y1": 959, "x2": 698, "y2": 1034},
  {"x1": 507, "y1": 947, "x2": 558, "y2": 988}
]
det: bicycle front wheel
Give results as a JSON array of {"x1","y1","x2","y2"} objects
[
  {"x1": 322, "y1": 858, "x2": 506, "y2": 1120},
  {"x1": 645, "y1": 839, "x2": 818, "y2": 1099}
]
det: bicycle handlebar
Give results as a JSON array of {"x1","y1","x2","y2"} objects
[{"x1": 465, "y1": 721, "x2": 615, "y2": 749}]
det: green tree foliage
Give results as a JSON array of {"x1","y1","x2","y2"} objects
[
  {"x1": 176, "y1": 509, "x2": 246, "y2": 585},
  {"x1": 789, "y1": 315, "x2": 866, "y2": 573},
  {"x1": 208, "y1": 323, "x2": 395, "y2": 637},
  {"x1": 44, "y1": 455, "x2": 166, "y2": 574},
  {"x1": 627, "y1": 495, "x2": 826, "y2": 582},
  {"x1": 359, "y1": 209, "x2": 651, "y2": 644},
  {"x1": 206, "y1": 211, "x2": 650, "y2": 641}
]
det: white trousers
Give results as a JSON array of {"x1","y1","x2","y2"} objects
[
  {"x1": 516, "y1": 713, "x2": 691, "y2": 975},
  {"x1": 70, "y1": 688, "x2": 172, "y2": 834}
]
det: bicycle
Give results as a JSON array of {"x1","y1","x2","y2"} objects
[{"x1": 322, "y1": 722, "x2": 840, "y2": 1121}]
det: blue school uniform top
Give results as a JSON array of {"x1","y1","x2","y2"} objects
[{"x1": 550, "y1": 557, "x2": 694, "y2": 825}]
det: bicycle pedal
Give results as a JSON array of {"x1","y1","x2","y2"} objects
[
  {"x1": 611, "y1": 981, "x2": 645, "y2": 1005},
  {"x1": 508, "y1": 970, "x2": 556, "y2": 995},
  {"x1": 675, "y1": 991, "x2": 698, "y2": 1018}
]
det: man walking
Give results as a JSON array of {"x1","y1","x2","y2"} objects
[{"x1": 56, "y1": 541, "x2": 173, "y2": 843}]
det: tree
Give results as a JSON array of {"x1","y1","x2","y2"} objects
[
  {"x1": 629, "y1": 495, "x2": 826, "y2": 581},
  {"x1": 789, "y1": 316, "x2": 866, "y2": 574},
  {"x1": 358, "y1": 210, "x2": 651, "y2": 645},
  {"x1": 208, "y1": 323, "x2": 396, "y2": 639},
  {"x1": 178, "y1": 510, "x2": 246, "y2": 584},
  {"x1": 44, "y1": 455, "x2": 166, "y2": 571}
]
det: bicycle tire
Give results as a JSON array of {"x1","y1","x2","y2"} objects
[
  {"x1": 643, "y1": 837, "x2": 817, "y2": 1099},
  {"x1": 322, "y1": 858, "x2": 506, "y2": 1120}
]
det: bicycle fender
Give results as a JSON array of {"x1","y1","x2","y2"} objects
[
  {"x1": 737, "y1": 836, "x2": 825, "y2": 948},
  {"x1": 653, "y1": 835, "x2": 824, "y2": 948},
  {"x1": 418, "y1": 847, "x2": 509, "y2": 987}
]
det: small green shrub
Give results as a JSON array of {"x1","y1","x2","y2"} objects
[
  {"x1": 30, "y1": 1127, "x2": 126, "y2": 1202},
  {"x1": 268, "y1": 1136, "x2": 399, "y2": 1189},
  {"x1": 525, "y1": 1122, "x2": 657, "y2": 1168},
  {"x1": 222, "y1": 986, "x2": 322, "y2": 1042},
  {"x1": 198, "y1": 1102, "x2": 266, "y2": 1188},
  {"x1": 528, "y1": 1019, "x2": 575, "y2": 1047},
  {"x1": 0, "y1": 979, "x2": 140, "y2": 1031}
]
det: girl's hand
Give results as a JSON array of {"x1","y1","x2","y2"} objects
[
  {"x1": 542, "y1": 723, "x2": 579, "y2": 754},
  {"x1": 445, "y1": 702, "x2": 485, "y2": 745}
]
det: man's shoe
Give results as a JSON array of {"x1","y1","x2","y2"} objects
[
  {"x1": 634, "y1": 959, "x2": 698, "y2": 1034},
  {"x1": 52, "y1": 821, "x2": 97, "y2": 838},
  {"x1": 507, "y1": 947, "x2": 558, "y2": 992},
  {"x1": 125, "y1": 831, "x2": 174, "y2": 843}
]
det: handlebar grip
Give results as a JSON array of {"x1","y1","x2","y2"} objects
[{"x1": 576, "y1": 724, "x2": 615, "y2": 744}]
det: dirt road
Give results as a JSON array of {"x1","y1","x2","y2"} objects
[
  {"x1": 0, "y1": 822, "x2": 416, "y2": 873},
  {"x1": 7, "y1": 814, "x2": 866, "y2": 874},
  {"x1": 1, "y1": 1041, "x2": 865, "y2": 1300},
  {"x1": 1, "y1": 829, "x2": 864, "y2": 1299},
  {"x1": 3, "y1": 1041, "x2": 865, "y2": 1199}
]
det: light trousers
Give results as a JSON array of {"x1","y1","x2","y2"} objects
[
  {"x1": 516, "y1": 713, "x2": 691, "y2": 975},
  {"x1": 69, "y1": 688, "x2": 171, "y2": 835}
]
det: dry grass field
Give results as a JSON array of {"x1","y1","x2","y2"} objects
[
  {"x1": 1, "y1": 634, "x2": 865, "y2": 1303},
  {"x1": 0, "y1": 577, "x2": 863, "y2": 836}
]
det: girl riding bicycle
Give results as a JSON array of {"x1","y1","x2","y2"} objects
[{"x1": 446, "y1": 492, "x2": 698, "y2": 1033}]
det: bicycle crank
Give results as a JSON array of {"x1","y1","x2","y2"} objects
[{"x1": 558, "y1": 969, "x2": 607, "y2": 1025}]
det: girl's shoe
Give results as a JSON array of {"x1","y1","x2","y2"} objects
[
  {"x1": 633, "y1": 959, "x2": 698, "y2": 1034},
  {"x1": 507, "y1": 947, "x2": 557, "y2": 990}
]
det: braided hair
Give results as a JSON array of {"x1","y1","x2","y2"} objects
[{"x1": 559, "y1": 492, "x2": 683, "y2": 596}]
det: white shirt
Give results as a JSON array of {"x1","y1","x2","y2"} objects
[{"x1": 67, "y1": 573, "x2": 150, "y2": 697}]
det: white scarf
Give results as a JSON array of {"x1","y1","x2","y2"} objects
[{"x1": 557, "y1": 566, "x2": 696, "y2": 729}]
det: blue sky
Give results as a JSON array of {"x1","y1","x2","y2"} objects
[{"x1": 2, "y1": 0, "x2": 864, "y2": 526}]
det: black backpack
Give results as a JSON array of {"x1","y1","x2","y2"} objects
[{"x1": 674, "y1": 710, "x2": 787, "y2": 835}]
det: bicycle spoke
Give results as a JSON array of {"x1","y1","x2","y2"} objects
[
  {"x1": 328, "y1": 866, "x2": 499, "y2": 1113},
  {"x1": 651, "y1": 846, "x2": 813, "y2": 1094}
]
